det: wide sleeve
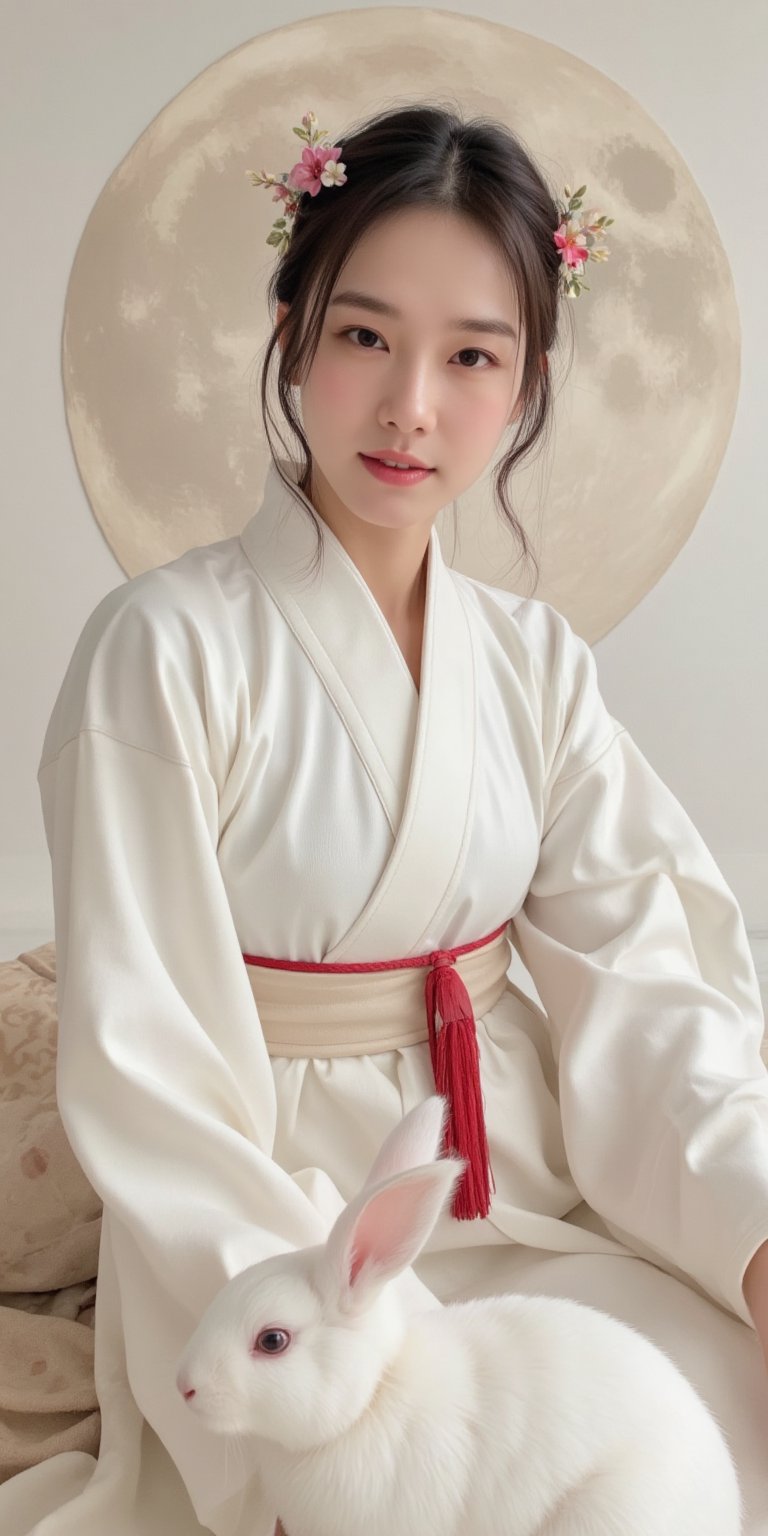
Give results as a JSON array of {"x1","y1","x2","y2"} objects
[
  {"x1": 37, "y1": 585, "x2": 440, "y2": 1536},
  {"x1": 509, "y1": 607, "x2": 768, "y2": 1330}
]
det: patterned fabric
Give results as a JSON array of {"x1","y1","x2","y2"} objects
[{"x1": 0, "y1": 944, "x2": 101, "y2": 1482}]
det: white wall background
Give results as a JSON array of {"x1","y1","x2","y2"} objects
[{"x1": 1, "y1": 1, "x2": 766, "y2": 1007}]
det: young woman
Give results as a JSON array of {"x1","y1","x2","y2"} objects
[{"x1": 4, "y1": 104, "x2": 767, "y2": 1536}]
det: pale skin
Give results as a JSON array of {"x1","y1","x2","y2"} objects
[
  {"x1": 275, "y1": 205, "x2": 530, "y2": 693},
  {"x1": 743, "y1": 1239, "x2": 768, "y2": 1371},
  {"x1": 268, "y1": 210, "x2": 768, "y2": 1531}
]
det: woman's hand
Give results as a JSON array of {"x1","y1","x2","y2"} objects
[
  {"x1": 743, "y1": 1238, "x2": 768, "y2": 1374},
  {"x1": 273, "y1": 1521, "x2": 288, "y2": 1536}
]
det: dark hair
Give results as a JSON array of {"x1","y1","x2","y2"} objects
[{"x1": 257, "y1": 98, "x2": 573, "y2": 592}]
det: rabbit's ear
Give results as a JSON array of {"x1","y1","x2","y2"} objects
[
  {"x1": 322, "y1": 1156, "x2": 465, "y2": 1312},
  {"x1": 362, "y1": 1096, "x2": 449, "y2": 1190}
]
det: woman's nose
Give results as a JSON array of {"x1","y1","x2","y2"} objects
[{"x1": 379, "y1": 369, "x2": 438, "y2": 434}]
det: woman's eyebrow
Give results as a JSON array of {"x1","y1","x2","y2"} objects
[{"x1": 328, "y1": 288, "x2": 518, "y2": 341}]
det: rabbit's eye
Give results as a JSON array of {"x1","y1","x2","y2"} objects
[{"x1": 253, "y1": 1328, "x2": 291, "y2": 1354}]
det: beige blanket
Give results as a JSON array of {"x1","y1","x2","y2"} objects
[
  {"x1": 0, "y1": 945, "x2": 101, "y2": 1483},
  {"x1": 1, "y1": 940, "x2": 767, "y2": 1487}
]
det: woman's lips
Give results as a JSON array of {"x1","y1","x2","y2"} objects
[{"x1": 359, "y1": 454, "x2": 436, "y2": 486}]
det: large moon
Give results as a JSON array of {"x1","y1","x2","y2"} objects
[{"x1": 61, "y1": 7, "x2": 740, "y2": 642}]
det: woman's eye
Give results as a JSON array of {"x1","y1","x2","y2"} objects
[
  {"x1": 342, "y1": 326, "x2": 384, "y2": 351},
  {"x1": 339, "y1": 327, "x2": 494, "y2": 369}
]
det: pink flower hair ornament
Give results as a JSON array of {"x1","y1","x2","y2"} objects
[
  {"x1": 247, "y1": 111, "x2": 613, "y2": 298},
  {"x1": 553, "y1": 183, "x2": 614, "y2": 297},
  {"x1": 246, "y1": 111, "x2": 347, "y2": 256}
]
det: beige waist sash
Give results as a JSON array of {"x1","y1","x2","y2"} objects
[{"x1": 243, "y1": 927, "x2": 516, "y2": 1058}]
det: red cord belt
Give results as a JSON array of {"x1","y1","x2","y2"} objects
[{"x1": 242, "y1": 919, "x2": 510, "y2": 1221}]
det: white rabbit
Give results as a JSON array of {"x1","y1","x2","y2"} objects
[{"x1": 176, "y1": 1094, "x2": 742, "y2": 1536}]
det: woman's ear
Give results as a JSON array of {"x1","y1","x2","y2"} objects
[
  {"x1": 275, "y1": 301, "x2": 290, "y2": 355},
  {"x1": 275, "y1": 301, "x2": 301, "y2": 388}
]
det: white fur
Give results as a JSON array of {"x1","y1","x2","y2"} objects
[{"x1": 176, "y1": 1095, "x2": 743, "y2": 1535}]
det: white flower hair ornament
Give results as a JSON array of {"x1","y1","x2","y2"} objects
[{"x1": 246, "y1": 110, "x2": 614, "y2": 298}]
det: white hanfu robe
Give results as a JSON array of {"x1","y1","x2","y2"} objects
[{"x1": 3, "y1": 455, "x2": 768, "y2": 1535}]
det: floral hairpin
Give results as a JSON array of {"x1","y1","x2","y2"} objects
[
  {"x1": 554, "y1": 184, "x2": 614, "y2": 297},
  {"x1": 247, "y1": 111, "x2": 613, "y2": 299},
  {"x1": 246, "y1": 111, "x2": 347, "y2": 256}
]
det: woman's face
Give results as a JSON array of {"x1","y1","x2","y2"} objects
[{"x1": 276, "y1": 206, "x2": 529, "y2": 537}]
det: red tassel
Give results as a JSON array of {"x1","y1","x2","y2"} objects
[{"x1": 425, "y1": 953, "x2": 496, "y2": 1220}]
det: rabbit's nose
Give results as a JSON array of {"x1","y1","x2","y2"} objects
[{"x1": 176, "y1": 1370, "x2": 196, "y2": 1401}]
